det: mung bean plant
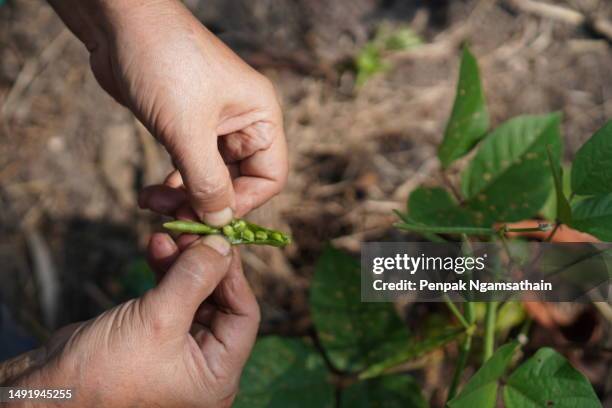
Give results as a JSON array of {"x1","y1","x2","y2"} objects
[{"x1": 232, "y1": 46, "x2": 607, "y2": 407}]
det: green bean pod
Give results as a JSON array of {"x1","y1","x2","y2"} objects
[{"x1": 162, "y1": 219, "x2": 291, "y2": 247}]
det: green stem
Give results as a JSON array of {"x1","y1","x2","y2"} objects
[
  {"x1": 545, "y1": 223, "x2": 561, "y2": 242},
  {"x1": 394, "y1": 222, "x2": 494, "y2": 236},
  {"x1": 444, "y1": 296, "x2": 471, "y2": 330},
  {"x1": 447, "y1": 335, "x2": 472, "y2": 402},
  {"x1": 519, "y1": 317, "x2": 533, "y2": 342},
  {"x1": 483, "y1": 301, "x2": 498, "y2": 362},
  {"x1": 504, "y1": 225, "x2": 552, "y2": 233}
]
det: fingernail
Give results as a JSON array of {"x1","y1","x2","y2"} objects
[
  {"x1": 201, "y1": 235, "x2": 231, "y2": 256},
  {"x1": 202, "y1": 207, "x2": 233, "y2": 227}
]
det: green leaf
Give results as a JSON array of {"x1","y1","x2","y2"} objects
[
  {"x1": 341, "y1": 375, "x2": 428, "y2": 408},
  {"x1": 571, "y1": 120, "x2": 612, "y2": 195},
  {"x1": 438, "y1": 46, "x2": 489, "y2": 168},
  {"x1": 570, "y1": 193, "x2": 612, "y2": 241},
  {"x1": 234, "y1": 337, "x2": 334, "y2": 408},
  {"x1": 495, "y1": 301, "x2": 526, "y2": 333},
  {"x1": 461, "y1": 113, "x2": 562, "y2": 225},
  {"x1": 360, "y1": 327, "x2": 464, "y2": 379},
  {"x1": 503, "y1": 348, "x2": 601, "y2": 408},
  {"x1": 310, "y1": 247, "x2": 410, "y2": 373},
  {"x1": 407, "y1": 187, "x2": 473, "y2": 226},
  {"x1": 448, "y1": 341, "x2": 520, "y2": 408},
  {"x1": 541, "y1": 163, "x2": 572, "y2": 222},
  {"x1": 546, "y1": 146, "x2": 572, "y2": 224}
]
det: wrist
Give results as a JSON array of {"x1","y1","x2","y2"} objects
[{"x1": 48, "y1": 0, "x2": 170, "y2": 52}]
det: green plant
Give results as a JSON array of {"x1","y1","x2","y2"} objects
[
  {"x1": 354, "y1": 23, "x2": 422, "y2": 86},
  {"x1": 162, "y1": 219, "x2": 291, "y2": 247},
  {"x1": 234, "y1": 45, "x2": 607, "y2": 407}
]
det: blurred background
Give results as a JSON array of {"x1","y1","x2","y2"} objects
[{"x1": 1, "y1": 0, "x2": 611, "y2": 404}]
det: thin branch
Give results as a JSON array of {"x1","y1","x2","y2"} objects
[{"x1": 444, "y1": 296, "x2": 471, "y2": 330}]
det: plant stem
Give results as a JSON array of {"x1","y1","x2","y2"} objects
[
  {"x1": 504, "y1": 225, "x2": 552, "y2": 233},
  {"x1": 483, "y1": 301, "x2": 498, "y2": 362},
  {"x1": 446, "y1": 234, "x2": 477, "y2": 403},
  {"x1": 444, "y1": 296, "x2": 471, "y2": 330},
  {"x1": 545, "y1": 223, "x2": 561, "y2": 242},
  {"x1": 447, "y1": 334, "x2": 472, "y2": 402},
  {"x1": 394, "y1": 222, "x2": 495, "y2": 236}
]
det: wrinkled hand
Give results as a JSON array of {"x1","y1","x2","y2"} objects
[
  {"x1": 51, "y1": 0, "x2": 288, "y2": 225},
  {"x1": 9, "y1": 235, "x2": 260, "y2": 407}
]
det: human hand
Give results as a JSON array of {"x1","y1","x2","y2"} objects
[
  {"x1": 8, "y1": 235, "x2": 260, "y2": 407},
  {"x1": 50, "y1": 0, "x2": 288, "y2": 225}
]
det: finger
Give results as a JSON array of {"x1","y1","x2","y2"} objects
[
  {"x1": 164, "y1": 169, "x2": 184, "y2": 188},
  {"x1": 146, "y1": 235, "x2": 232, "y2": 331},
  {"x1": 218, "y1": 121, "x2": 275, "y2": 164},
  {"x1": 233, "y1": 132, "x2": 288, "y2": 216},
  {"x1": 170, "y1": 136, "x2": 235, "y2": 226},
  {"x1": 176, "y1": 234, "x2": 199, "y2": 250},
  {"x1": 194, "y1": 301, "x2": 217, "y2": 326},
  {"x1": 200, "y1": 248, "x2": 260, "y2": 367},
  {"x1": 176, "y1": 203, "x2": 198, "y2": 221},
  {"x1": 147, "y1": 233, "x2": 180, "y2": 282},
  {"x1": 138, "y1": 185, "x2": 187, "y2": 215}
]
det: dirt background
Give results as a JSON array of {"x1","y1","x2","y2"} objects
[{"x1": 1, "y1": 0, "x2": 611, "y2": 404}]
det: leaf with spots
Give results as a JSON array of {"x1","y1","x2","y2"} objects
[
  {"x1": 460, "y1": 113, "x2": 562, "y2": 225},
  {"x1": 570, "y1": 193, "x2": 612, "y2": 241},
  {"x1": 310, "y1": 247, "x2": 411, "y2": 373},
  {"x1": 234, "y1": 336, "x2": 335, "y2": 408},
  {"x1": 448, "y1": 341, "x2": 520, "y2": 408},
  {"x1": 340, "y1": 375, "x2": 427, "y2": 408},
  {"x1": 571, "y1": 120, "x2": 612, "y2": 195},
  {"x1": 438, "y1": 45, "x2": 489, "y2": 168},
  {"x1": 503, "y1": 348, "x2": 601, "y2": 408},
  {"x1": 406, "y1": 187, "x2": 474, "y2": 226}
]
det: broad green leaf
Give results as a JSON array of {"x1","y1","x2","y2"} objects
[
  {"x1": 360, "y1": 327, "x2": 464, "y2": 379},
  {"x1": 438, "y1": 46, "x2": 489, "y2": 168},
  {"x1": 407, "y1": 187, "x2": 474, "y2": 226},
  {"x1": 310, "y1": 247, "x2": 410, "y2": 372},
  {"x1": 546, "y1": 146, "x2": 572, "y2": 224},
  {"x1": 570, "y1": 193, "x2": 612, "y2": 241},
  {"x1": 341, "y1": 375, "x2": 428, "y2": 408},
  {"x1": 234, "y1": 337, "x2": 334, "y2": 408},
  {"x1": 541, "y1": 163, "x2": 572, "y2": 222},
  {"x1": 448, "y1": 341, "x2": 519, "y2": 408},
  {"x1": 461, "y1": 113, "x2": 562, "y2": 225},
  {"x1": 503, "y1": 348, "x2": 601, "y2": 408},
  {"x1": 571, "y1": 120, "x2": 612, "y2": 195}
]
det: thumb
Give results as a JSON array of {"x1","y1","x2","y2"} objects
[
  {"x1": 146, "y1": 235, "x2": 232, "y2": 331},
  {"x1": 170, "y1": 135, "x2": 235, "y2": 226}
]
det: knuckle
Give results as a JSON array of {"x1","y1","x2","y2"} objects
[
  {"x1": 189, "y1": 179, "x2": 229, "y2": 202},
  {"x1": 141, "y1": 292, "x2": 173, "y2": 335}
]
